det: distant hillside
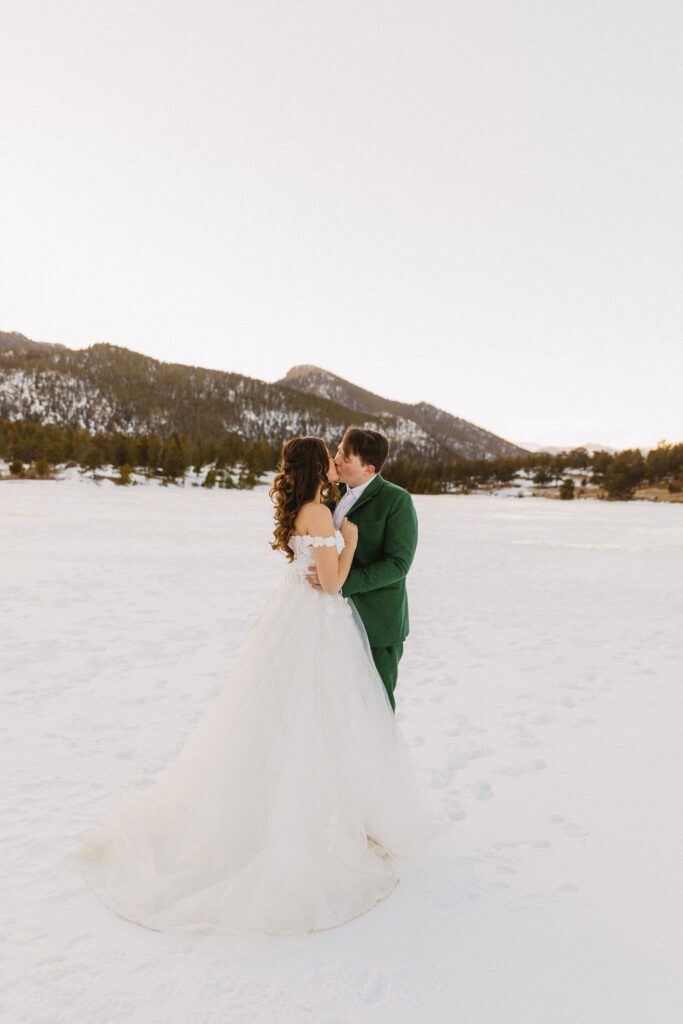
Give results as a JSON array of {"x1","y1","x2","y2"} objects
[
  {"x1": 521, "y1": 440, "x2": 618, "y2": 455},
  {"x1": 0, "y1": 330, "x2": 68, "y2": 354},
  {"x1": 0, "y1": 331, "x2": 527, "y2": 460},
  {"x1": 277, "y1": 365, "x2": 527, "y2": 460}
]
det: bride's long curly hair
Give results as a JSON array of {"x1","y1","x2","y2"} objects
[{"x1": 270, "y1": 436, "x2": 340, "y2": 562}]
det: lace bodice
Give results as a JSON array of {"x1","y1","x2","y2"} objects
[{"x1": 286, "y1": 530, "x2": 345, "y2": 584}]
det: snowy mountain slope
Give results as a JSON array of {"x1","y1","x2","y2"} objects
[
  {"x1": 277, "y1": 365, "x2": 527, "y2": 459},
  {"x1": 0, "y1": 331, "x2": 527, "y2": 460}
]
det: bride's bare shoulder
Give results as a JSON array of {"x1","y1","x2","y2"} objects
[{"x1": 293, "y1": 501, "x2": 334, "y2": 536}]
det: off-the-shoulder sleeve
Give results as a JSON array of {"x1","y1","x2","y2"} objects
[{"x1": 309, "y1": 535, "x2": 338, "y2": 547}]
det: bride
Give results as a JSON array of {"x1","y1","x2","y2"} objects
[{"x1": 79, "y1": 435, "x2": 434, "y2": 935}]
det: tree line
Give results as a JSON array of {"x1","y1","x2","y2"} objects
[
  {"x1": 382, "y1": 445, "x2": 683, "y2": 499},
  {"x1": 0, "y1": 418, "x2": 280, "y2": 487},
  {"x1": 1, "y1": 417, "x2": 681, "y2": 499}
]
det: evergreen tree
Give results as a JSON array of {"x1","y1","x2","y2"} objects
[
  {"x1": 237, "y1": 469, "x2": 258, "y2": 489},
  {"x1": 110, "y1": 432, "x2": 134, "y2": 468},
  {"x1": 383, "y1": 457, "x2": 410, "y2": 489},
  {"x1": 567, "y1": 447, "x2": 590, "y2": 470},
  {"x1": 591, "y1": 450, "x2": 613, "y2": 482},
  {"x1": 645, "y1": 441, "x2": 683, "y2": 485},
  {"x1": 550, "y1": 454, "x2": 567, "y2": 484},
  {"x1": 162, "y1": 432, "x2": 189, "y2": 480},
  {"x1": 243, "y1": 440, "x2": 277, "y2": 476},
  {"x1": 147, "y1": 435, "x2": 162, "y2": 475},
  {"x1": 82, "y1": 441, "x2": 104, "y2": 473},
  {"x1": 492, "y1": 457, "x2": 517, "y2": 484},
  {"x1": 216, "y1": 433, "x2": 244, "y2": 470},
  {"x1": 604, "y1": 449, "x2": 645, "y2": 499}
]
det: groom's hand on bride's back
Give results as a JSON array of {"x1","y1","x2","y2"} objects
[{"x1": 306, "y1": 570, "x2": 323, "y2": 590}]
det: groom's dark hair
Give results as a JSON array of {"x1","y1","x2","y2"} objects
[{"x1": 341, "y1": 426, "x2": 389, "y2": 473}]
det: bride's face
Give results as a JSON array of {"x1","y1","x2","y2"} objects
[{"x1": 326, "y1": 453, "x2": 340, "y2": 483}]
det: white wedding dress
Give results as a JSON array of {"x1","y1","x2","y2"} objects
[{"x1": 79, "y1": 530, "x2": 435, "y2": 935}]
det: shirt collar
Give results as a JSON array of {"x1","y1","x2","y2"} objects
[{"x1": 348, "y1": 474, "x2": 376, "y2": 499}]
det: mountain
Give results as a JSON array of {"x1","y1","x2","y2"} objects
[
  {"x1": 0, "y1": 330, "x2": 68, "y2": 355},
  {"x1": 520, "y1": 441, "x2": 618, "y2": 455},
  {"x1": 276, "y1": 365, "x2": 527, "y2": 460},
  {"x1": 0, "y1": 331, "x2": 527, "y2": 460}
]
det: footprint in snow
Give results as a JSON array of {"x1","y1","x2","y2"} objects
[
  {"x1": 512, "y1": 883, "x2": 579, "y2": 909},
  {"x1": 549, "y1": 815, "x2": 588, "y2": 839},
  {"x1": 443, "y1": 715, "x2": 486, "y2": 737},
  {"x1": 429, "y1": 770, "x2": 451, "y2": 789},
  {"x1": 361, "y1": 967, "x2": 391, "y2": 1006},
  {"x1": 442, "y1": 796, "x2": 467, "y2": 822},
  {"x1": 507, "y1": 724, "x2": 541, "y2": 748},
  {"x1": 446, "y1": 746, "x2": 495, "y2": 771},
  {"x1": 570, "y1": 716, "x2": 596, "y2": 729},
  {"x1": 529, "y1": 712, "x2": 556, "y2": 725},
  {"x1": 496, "y1": 758, "x2": 547, "y2": 776}
]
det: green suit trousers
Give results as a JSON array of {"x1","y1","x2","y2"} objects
[{"x1": 370, "y1": 643, "x2": 404, "y2": 713}]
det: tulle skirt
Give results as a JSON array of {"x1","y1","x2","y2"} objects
[{"x1": 79, "y1": 577, "x2": 435, "y2": 935}]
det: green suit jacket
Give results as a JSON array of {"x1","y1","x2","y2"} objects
[{"x1": 328, "y1": 474, "x2": 418, "y2": 647}]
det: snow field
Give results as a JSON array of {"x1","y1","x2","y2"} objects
[{"x1": 1, "y1": 481, "x2": 681, "y2": 1023}]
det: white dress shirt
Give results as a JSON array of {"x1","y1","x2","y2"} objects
[{"x1": 333, "y1": 476, "x2": 376, "y2": 530}]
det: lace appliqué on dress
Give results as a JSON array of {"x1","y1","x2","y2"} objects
[{"x1": 286, "y1": 531, "x2": 345, "y2": 584}]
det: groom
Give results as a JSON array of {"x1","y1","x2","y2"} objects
[{"x1": 307, "y1": 426, "x2": 418, "y2": 712}]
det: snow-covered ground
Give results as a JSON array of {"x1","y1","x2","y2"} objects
[{"x1": 1, "y1": 481, "x2": 681, "y2": 1023}]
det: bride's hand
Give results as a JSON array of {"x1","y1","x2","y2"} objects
[{"x1": 340, "y1": 516, "x2": 358, "y2": 549}]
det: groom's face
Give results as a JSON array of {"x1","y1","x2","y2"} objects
[{"x1": 335, "y1": 444, "x2": 375, "y2": 489}]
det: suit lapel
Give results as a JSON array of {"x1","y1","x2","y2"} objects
[{"x1": 346, "y1": 474, "x2": 384, "y2": 518}]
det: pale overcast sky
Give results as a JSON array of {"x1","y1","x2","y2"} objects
[{"x1": 2, "y1": 1, "x2": 682, "y2": 449}]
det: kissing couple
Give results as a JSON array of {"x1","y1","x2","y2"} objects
[{"x1": 80, "y1": 426, "x2": 434, "y2": 935}]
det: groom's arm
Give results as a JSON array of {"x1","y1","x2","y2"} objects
[{"x1": 341, "y1": 493, "x2": 418, "y2": 597}]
